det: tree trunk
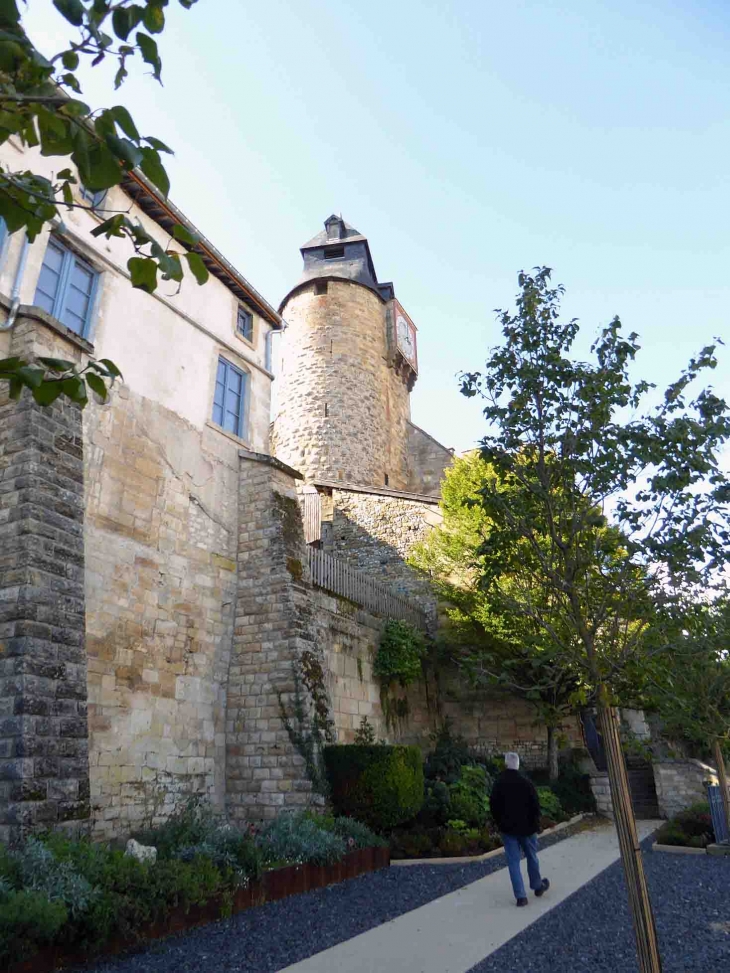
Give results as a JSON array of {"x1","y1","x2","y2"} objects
[
  {"x1": 547, "y1": 726, "x2": 559, "y2": 781},
  {"x1": 713, "y1": 740, "x2": 730, "y2": 840},
  {"x1": 598, "y1": 703, "x2": 662, "y2": 973}
]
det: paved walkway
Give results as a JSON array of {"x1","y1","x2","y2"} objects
[{"x1": 280, "y1": 820, "x2": 659, "y2": 973}]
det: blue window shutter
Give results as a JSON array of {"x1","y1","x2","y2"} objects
[
  {"x1": 34, "y1": 235, "x2": 99, "y2": 337},
  {"x1": 237, "y1": 306, "x2": 253, "y2": 342},
  {"x1": 212, "y1": 357, "x2": 248, "y2": 438}
]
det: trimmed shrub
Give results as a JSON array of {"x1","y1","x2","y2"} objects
[
  {"x1": 424, "y1": 722, "x2": 475, "y2": 784},
  {"x1": 324, "y1": 744, "x2": 424, "y2": 830},
  {"x1": 655, "y1": 802, "x2": 714, "y2": 848}
]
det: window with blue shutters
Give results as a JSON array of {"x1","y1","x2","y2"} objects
[
  {"x1": 80, "y1": 185, "x2": 107, "y2": 210},
  {"x1": 34, "y1": 236, "x2": 99, "y2": 338},
  {"x1": 237, "y1": 306, "x2": 253, "y2": 343},
  {"x1": 212, "y1": 356, "x2": 248, "y2": 439},
  {"x1": 0, "y1": 217, "x2": 6, "y2": 251}
]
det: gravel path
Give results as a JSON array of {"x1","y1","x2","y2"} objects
[
  {"x1": 83, "y1": 825, "x2": 584, "y2": 973},
  {"x1": 468, "y1": 839, "x2": 730, "y2": 973}
]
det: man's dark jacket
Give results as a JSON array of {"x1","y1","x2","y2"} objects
[{"x1": 489, "y1": 769, "x2": 541, "y2": 836}]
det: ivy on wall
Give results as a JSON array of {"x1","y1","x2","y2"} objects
[{"x1": 374, "y1": 620, "x2": 428, "y2": 731}]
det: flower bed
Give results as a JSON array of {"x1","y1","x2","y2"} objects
[
  {"x1": 653, "y1": 802, "x2": 715, "y2": 850},
  {"x1": 0, "y1": 806, "x2": 388, "y2": 972},
  {"x1": 6, "y1": 846, "x2": 390, "y2": 973}
]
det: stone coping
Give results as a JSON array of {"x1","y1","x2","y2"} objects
[
  {"x1": 652, "y1": 843, "x2": 707, "y2": 856},
  {"x1": 390, "y1": 813, "x2": 586, "y2": 867},
  {"x1": 313, "y1": 478, "x2": 441, "y2": 505},
  {"x1": 239, "y1": 449, "x2": 303, "y2": 479}
]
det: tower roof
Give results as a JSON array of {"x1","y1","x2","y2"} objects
[{"x1": 284, "y1": 215, "x2": 394, "y2": 305}]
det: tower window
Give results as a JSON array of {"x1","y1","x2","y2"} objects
[
  {"x1": 237, "y1": 306, "x2": 254, "y2": 342},
  {"x1": 384, "y1": 473, "x2": 389, "y2": 486},
  {"x1": 323, "y1": 245, "x2": 344, "y2": 260},
  {"x1": 315, "y1": 280, "x2": 328, "y2": 295},
  {"x1": 324, "y1": 402, "x2": 329, "y2": 417}
]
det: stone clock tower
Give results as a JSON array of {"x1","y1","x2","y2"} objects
[{"x1": 271, "y1": 216, "x2": 419, "y2": 490}]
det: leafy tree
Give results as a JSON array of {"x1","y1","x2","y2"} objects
[
  {"x1": 648, "y1": 597, "x2": 730, "y2": 835},
  {"x1": 460, "y1": 268, "x2": 730, "y2": 973},
  {"x1": 410, "y1": 451, "x2": 583, "y2": 781},
  {"x1": 0, "y1": 0, "x2": 209, "y2": 405}
]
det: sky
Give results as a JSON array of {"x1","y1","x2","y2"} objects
[{"x1": 23, "y1": 0, "x2": 730, "y2": 454}]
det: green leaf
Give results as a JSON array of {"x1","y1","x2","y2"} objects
[
  {"x1": 0, "y1": 356, "x2": 23, "y2": 371},
  {"x1": 139, "y1": 146, "x2": 169, "y2": 196},
  {"x1": 53, "y1": 0, "x2": 85, "y2": 27},
  {"x1": 61, "y1": 73, "x2": 82, "y2": 94},
  {"x1": 0, "y1": 0, "x2": 21, "y2": 29},
  {"x1": 37, "y1": 109, "x2": 74, "y2": 156},
  {"x1": 33, "y1": 381, "x2": 64, "y2": 406},
  {"x1": 143, "y1": 3, "x2": 165, "y2": 33},
  {"x1": 86, "y1": 372, "x2": 108, "y2": 401},
  {"x1": 105, "y1": 134, "x2": 143, "y2": 169},
  {"x1": 143, "y1": 135, "x2": 173, "y2": 154},
  {"x1": 8, "y1": 376, "x2": 22, "y2": 399},
  {"x1": 91, "y1": 214, "x2": 126, "y2": 238},
  {"x1": 136, "y1": 31, "x2": 162, "y2": 81},
  {"x1": 98, "y1": 358, "x2": 123, "y2": 379},
  {"x1": 109, "y1": 105, "x2": 140, "y2": 141},
  {"x1": 172, "y1": 223, "x2": 198, "y2": 246},
  {"x1": 61, "y1": 376, "x2": 88, "y2": 404},
  {"x1": 61, "y1": 49, "x2": 79, "y2": 70},
  {"x1": 128, "y1": 256, "x2": 158, "y2": 293},
  {"x1": 184, "y1": 251, "x2": 209, "y2": 285},
  {"x1": 15, "y1": 365, "x2": 43, "y2": 389},
  {"x1": 114, "y1": 63, "x2": 128, "y2": 90},
  {"x1": 158, "y1": 251, "x2": 183, "y2": 282},
  {"x1": 36, "y1": 357, "x2": 75, "y2": 372}
]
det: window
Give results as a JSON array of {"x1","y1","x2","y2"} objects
[
  {"x1": 212, "y1": 357, "x2": 248, "y2": 438},
  {"x1": 323, "y1": 245, "x2": 344, "y2": 260},
  {"x1": 315, "y1": 280, "x2": 328, "y2": 295},
  {"x1": 0, "y1": 217, "x2": 6, "y2": 250},
  {"x1": 34, "y1": 236, "x2": 99, "y2": 337},
  {"x1": 237, "y1": 306, "x2": 253, "y2": 343},
  {"x1": 80, "y1": 185, "x2": 107, "y2": 210}
]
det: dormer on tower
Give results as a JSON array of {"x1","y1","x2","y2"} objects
[{"x1": 272, "y1": 216, "x2": 418, "y2": 490}]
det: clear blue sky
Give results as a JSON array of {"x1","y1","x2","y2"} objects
[{"x1": 25, "y1": 0, "x2": 730, "y2": 454}]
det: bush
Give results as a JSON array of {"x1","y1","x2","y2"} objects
[
  {"x1": 327, "y1": 816, "x2": 388, "y2": 850},
  {"x1": 548, "y1": 765, "x2": 596, "y2": 814},
  {"x1": 420, "y1": 780, "x2": 452, "y2": 827},
  {"x1": 537, "y1": 787, "x2": 565, "y2": 822},
  {"x1": 0, "y1": 890, "x2": 67, "y2": 967},
  {"x1": 655, "y1": 802, "x2": 714, "y2": 848},
  {"x1": 374, "y1": 620, "x2": 426, "y2": 688},
  {"x1": 257, "y1": 812, "x2": 346, "y2": 866},
  {"x1": 424, "y1": 722, "x2": 476, "y2": 784},
  {"x1": 324, "y1": 744, "x2": 424, "y2": 831}
]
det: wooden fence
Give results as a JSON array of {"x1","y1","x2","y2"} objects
[{"x1": 306, "y1": 547, "x2": 428, "y2": 631}]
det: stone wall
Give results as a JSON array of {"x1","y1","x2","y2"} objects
[
  {"x1": 0, "y1": 314, "x2": 89, "y2": 842},
  {"x1": 83, "y1": 383, "x2": 242, "y2": 839},
  {"x1": 225, "y1": 452, "x2": 318, "y2": 823},
  {"x1": 653, "y1": 760, "x2": 717, "y2": 820},
  {"x1": 311, "y1": 584, "x2": 582, "y2": 762},
  {"x1": 322, "y1": 486, "x2": 442, "y2": 627},
  {"x1": 407, "y1": 421, "x2": 454, "y2": 497},
  {"x1": 272, "y1": 280, "x2": 412, "y2": 490}
]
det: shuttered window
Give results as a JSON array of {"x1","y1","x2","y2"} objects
[
  {"x1": 212, "y1": 356, "x2": 248, "y2": 438},
  {"x1": 34, "y1": 236, "x2": 99, "y2": 337}
]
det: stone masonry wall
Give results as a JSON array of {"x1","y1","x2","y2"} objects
[
  {"x1": 653, "y1": 759, "x2": 717, "y2": 820},
  {"x1": 226, "y1": 452, "x2": 319, "y2": 823},
  {"x1": 0, "y1": 313, "x2": 89, "y2": 842},
  {"x1": 272, "y1": 280, "x2": 412, "y2": 491},
  {"x1": 83, "y1": 385, "x2": 242, "y2": 839},
  {"x1": 311, "y1": 586, "x2": 582, "y2": 762},
  {"x1": 407, "y1": 421, "x2": 454, "y2": 497},
  {"x1": 322, "y1": 488, "x2": 442, "y2": 628}
]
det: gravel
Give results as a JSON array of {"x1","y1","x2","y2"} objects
[
  {"x1": 469, "y1": 838, "x2": 730, "y2": 973},
  {"x1": 82, "y1": 824, "x2": 583, "y2": 973}
]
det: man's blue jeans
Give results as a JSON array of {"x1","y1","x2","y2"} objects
[{"x1": 501, "y1": 833, "x2": 542, "y2": 900}]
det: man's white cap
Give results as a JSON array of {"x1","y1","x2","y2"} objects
[{"x1": 505, "y1": 752, "x2": 520, "y2": 770}]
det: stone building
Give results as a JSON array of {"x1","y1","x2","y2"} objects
[{"x1": 0, "y1": 140, "x2": 282, "y2": 841}]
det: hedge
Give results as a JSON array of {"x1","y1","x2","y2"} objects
[{"x1": 323, "y1": 745, "x2": 424, "y2": 830}]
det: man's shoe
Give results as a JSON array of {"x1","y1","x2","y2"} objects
[
  {"x1": 516, "y1": 897, "x2": 529, "y2": 907},
  {"x1": 534, "y1": 879, "x2": 550, "y2": 897}
]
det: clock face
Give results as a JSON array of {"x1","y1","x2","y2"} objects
[{"x1": 396, "y1": 313, "x2": 416, "y2": 363}]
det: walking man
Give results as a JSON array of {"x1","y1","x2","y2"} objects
[{"x1": 489, "y1": 752, "x2": 550, "y2": 907}]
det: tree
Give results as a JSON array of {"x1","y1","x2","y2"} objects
[
  {"x1": 410, "y1": 451, "x2": 583, "y2": 781},
  {"x1": 649, "y1": 597, "x2": 730, "y2": 836},
  {"x1": 0, "y1": 0, "x2": 209, "y2": 405},
  {"x1": 460, "y1": 268, "x2": 730, "y2": 973}
]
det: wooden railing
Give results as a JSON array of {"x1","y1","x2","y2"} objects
[{"x1": 306, "y1": 547, "x2": 428, "y2": 631}]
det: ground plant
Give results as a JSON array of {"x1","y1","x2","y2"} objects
[
  {"x1": 654, "y1": 803, "x2": 715, "y2": 849},
  {"x1": 0, "y1": 802, "x2": 384, "y2": 967}
]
